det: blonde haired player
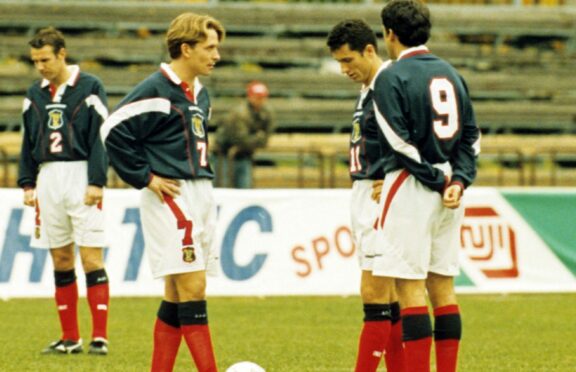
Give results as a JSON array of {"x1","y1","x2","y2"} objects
[{"x1": 101, "y1": 13, "x2": 224, "y2": 372}]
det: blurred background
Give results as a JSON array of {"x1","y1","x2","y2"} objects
[{"x1": 0, "y1": 0, "x2": 575, "y2": 189}]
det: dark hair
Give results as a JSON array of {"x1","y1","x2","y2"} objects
[
  {"x1": 326, "y1": 19, "x2": 378, "y2": 53},
  {"x1": 28, "y1": 27, "x2": 66, "y2": 54},
  {"x1": 380, "y1": 0, "x2": 431, "y2": 47}
]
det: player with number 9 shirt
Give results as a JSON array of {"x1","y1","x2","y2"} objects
[{"x1": 372, "y1": 1, "x2": 481, "y2": 371}]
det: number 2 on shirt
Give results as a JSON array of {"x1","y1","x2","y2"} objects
[{"x1": 49, "y1": 132, "x2": 63, "y2": 153}]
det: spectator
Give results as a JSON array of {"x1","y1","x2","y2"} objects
[{"x1": 214, "y1": 81, "x2": 275, "y2": 188}]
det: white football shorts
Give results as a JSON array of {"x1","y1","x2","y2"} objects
[
  {"x1": 33, "y1": 161, "x2": 106, "y2": 249},
  {"x1": 350, "y1": 179, "x2": 383, "y2": 271},
  {"x1": 140, "y1": 179, "x2": 218, "y2": 279},
  {"x1": 372, "y1": 165, "x2": 464, "y2": 279}
]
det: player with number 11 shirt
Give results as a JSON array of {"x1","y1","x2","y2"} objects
[{"x1": 327, "y1": 19, "x2": 405, "y2": 372}]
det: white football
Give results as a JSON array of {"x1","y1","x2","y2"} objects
[{"x1": 226, "y1": 361, "x2": 266, "y2": 372}]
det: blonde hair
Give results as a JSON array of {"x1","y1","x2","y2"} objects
[{"x1": 166, "y1": 12, "x2": 225, "y2": 59}]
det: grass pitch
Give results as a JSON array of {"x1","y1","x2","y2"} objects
[{"x1": 0, "y1": 294, "x2": 574, "y2": 371}]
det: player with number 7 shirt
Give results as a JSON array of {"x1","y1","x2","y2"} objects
[
  {"x1": 372, "y1": 1, "x2": 481, "y2": 371},
  {"x1": 101, "y1": 13, "x2": 224, "y2": 372}
]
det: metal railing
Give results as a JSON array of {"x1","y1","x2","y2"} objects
[{"x1": 2, "y1": 134, "x2": 575, "y2": 189}]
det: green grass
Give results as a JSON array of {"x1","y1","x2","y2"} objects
[{"x1": 0, "y1": 294, "x2": 575, "y2": 371}]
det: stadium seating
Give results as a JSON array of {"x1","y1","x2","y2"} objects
[
  {"x1": 0, "y1": 1, "x2": 575, "y2": 187},
  {"x1": 0, "y1": 2, "x2": 575, "y2": 133}
]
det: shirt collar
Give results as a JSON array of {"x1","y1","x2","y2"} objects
[
  {"x1": 397, "y1": 45, "x2": 429, "y2": 61},
  {"x1": 41, "y1": 65, "x2": 80, "y2": 88},
  {"x1": 366, "y1": 59, "x2": 393, "y2": 92},
  {"x1": 160, "y1": 63, "x2": 203, "y2": 102}
]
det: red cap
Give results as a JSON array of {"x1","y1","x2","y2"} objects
[{"x1": 246, "y1": 81, "x2": 269, "y2": 97}]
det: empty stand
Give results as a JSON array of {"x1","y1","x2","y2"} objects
[{"x1": 0, "y1": 1, "x2": 575, "y2": 187}]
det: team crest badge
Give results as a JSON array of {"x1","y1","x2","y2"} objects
[
  {"x1": 47, "y1": 109, "x2": 64, "y2": 130},
  {"x1": 191, "y1": 114, "x2": 205, "y2": 138},
  {"x1": 350, "y1": 118, "x2": 361, "y2": 144},
  {"x1": 182, "y1": 246, "x2": 196, "y2": 263}
]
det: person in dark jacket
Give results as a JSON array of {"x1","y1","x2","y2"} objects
[
  {"x1": 327, "y1": 19, "x2": 405, "y2": 372},
  {"x1": 214, "y1": 80, "x2": 275, "y2": 188},
  {"x1": 373, "y1": 1, "x2": 481, "y2": 371},
  {"x1": 101, "y1": 13, "x2": 224, "y2": 372},
  {"x1": 18, "y1": 27, "x2": 110, "y2": 356}
]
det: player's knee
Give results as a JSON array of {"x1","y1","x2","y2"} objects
[
  {"x1": 396, "y1": 279, "x2": 428, "y2": 307},
  {"x1": 174, "y1": 273, "x2": 207, "y2": 302},
  {"x1": 178, "y1": 287, "x2": 206, "y2": 302},
  {"x1": 79, "y1": 249, "x2": 105, "y2": 273},
  {"x1": 427, "y1": 285, "x2": 457, "y2": 307},
  {"x1": 429, "y1": 293, "x2": 458, "y2": 309},
  {"x1": 51, "y1": 252, "x2": 75, "y2": 271},
  {"x1": 360, "y1": 286, "x2": 376, "y2": 303},
  {"x1": 360, "y1": 284, "x2": 386, "y2": 303},
  {"x1": 426, "y1": 276, "x2": 456, "y2": 307},
  {"x1": 80, "y1": 257, "x2": 104, "y2": 273},
  {"x1": 50, "y1": 244, "x2": 75, "y2": 270}
]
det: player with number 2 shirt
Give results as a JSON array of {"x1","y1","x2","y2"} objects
[
  {"x1": 372, "y1": 1, "x2": 481, "y2": 371},
  {"x1": 18, "y1": 27, "x2": 110, "y2": 356}
]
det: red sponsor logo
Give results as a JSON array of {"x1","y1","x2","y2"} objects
[{"x1": 460, "y1": 206, "x2": 519, "y2": 278}]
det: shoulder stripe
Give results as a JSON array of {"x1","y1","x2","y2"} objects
[
  {"x1": 472, "y1": 134, "x2": 481, "y2": 156},
  {"x1": 22, "y1": 98, "x2": 31, "y2": 113},
  {"x1": 101, "y1": 97, "x2": 170, "y2": 142},
  {"x1": 193, "y1": 77, "x2": 203, "y2": 99},
  {"x1": 85, "y1": 94, "x2": 109, "y2": 120},
  {"x1": 373, "y1": 103, "x2": 422, "y2": 163}
]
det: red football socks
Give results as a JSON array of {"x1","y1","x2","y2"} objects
[
  {"x1": 86, "y1": 269, "x2": 110, "y2": 340},
  {"x1": 384, "y1": 302, "x2": 405, "y2": 372},
  {"x1": 402, "y1": 306, "x2": 433, "y2": 372},
  {"x1": 55, "y1": 280, "x2": 80, "y2": 341},
  {"x1": 181, "y1": 324, "x2": 217, "y2": 372},
  {"x1": 434, "y1": 305, "x2": 462, "y2": 372},
  {"x1": 151, "y1": 318, "x2": 182, "y2": 372},
  {"x1": 87, "y1": 283, "x2": 109, "y2": 339},
  {"x1": 355, "y1": 303, "x2": 393, "y2": 372},
  {"x1": 355, "y1": 321, "x2": 391, "y2": 371},
  {"x1": 179, "y1": 301, "x2": 217, "y2": 372}
]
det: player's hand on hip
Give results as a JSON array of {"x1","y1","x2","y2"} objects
[
  {"x1": 23, "y1": 188, "x2": 35, "y2": 207},
  {"x1": 371, "y1": 179, "x2": 384, "y2": 203},
  {"x1": 147, "y1": 174, "x2": 181, "y2": 203},
  {"x1": 443, "y1": 184, "x2": 463, "y2": 209},
  {"x1": 84, "y1": 185, "x2": 104, "y2": 206}
]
